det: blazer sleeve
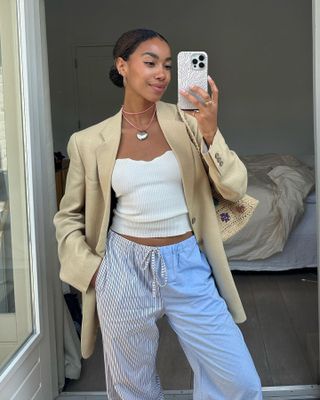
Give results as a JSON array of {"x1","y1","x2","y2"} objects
[
  {"x1": 53, "y1": 133, "x2": 102, "y2": 293},
  {"x1": 183, "y1": 111, "x2": 248, "y2": 202}
]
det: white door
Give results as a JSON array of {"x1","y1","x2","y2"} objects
[{"x1": 0, "y1": 0, "x2": 55, "y2": 398}]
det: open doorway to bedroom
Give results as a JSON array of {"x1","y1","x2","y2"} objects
[{"x1": 46, "y1": 0, "x2": 319, "y2": 397}]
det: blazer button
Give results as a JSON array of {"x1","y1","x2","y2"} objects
[
  {"x1": 215, "y1": 153, "x2": 220, "y2": 159},
  {"x1": 191, "y1": 217, "x2": 196, "y2": 224},
  {"x1": 219, "y1": 161, "x2": 224, "y2": 166}
]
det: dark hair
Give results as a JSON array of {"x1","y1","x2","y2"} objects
[{"x1": 109, "y1": 28, "x2": 169, "y2": 88}]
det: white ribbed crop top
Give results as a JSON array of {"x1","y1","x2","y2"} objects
[{"x1": 110, "y1": 150, "x2": 192, "y2": 237}]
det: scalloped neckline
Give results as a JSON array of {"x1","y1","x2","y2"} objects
[{"x1": 116, "y1": 150, "x2": 173, "y2": 163}]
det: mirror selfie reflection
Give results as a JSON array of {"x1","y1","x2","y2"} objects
[{"x1": 48, "y1": 0, "x2": 317, "y2": 396}]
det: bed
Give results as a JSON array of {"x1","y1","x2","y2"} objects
[{"x1": 223, "y1": 154, "x2": 317, "y2": 271}]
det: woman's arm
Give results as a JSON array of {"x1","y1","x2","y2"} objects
[
  {"x1": 179, "y1": 76, "x2": 247, "y2": 201},
  {"x1": 53, "y1": 133, "x2": 102, "y2": 292},
  {"x1": 184, "y1": 112, "x2": 248, "y2": 202}
]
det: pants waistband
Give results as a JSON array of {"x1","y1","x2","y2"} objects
[
  {"x1": 107, "y1": 230, "x2": 197, "y2": 297},
  {"x1": 108, "y1": 229, "x2": 197, "y2": 254}
]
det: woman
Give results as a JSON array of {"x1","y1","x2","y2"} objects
[{"x1": 54, "y1": 29, "x2": 262, "y2": 399}]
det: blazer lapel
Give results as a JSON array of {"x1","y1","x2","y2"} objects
[
  {"x1": 96, "y1": 109, "x2": 122, "y2": 204},
  {"x1": 156, "y1": 102, "x2": 195, "y2": 213}
]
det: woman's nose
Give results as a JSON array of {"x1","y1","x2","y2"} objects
[{"x1": 154, "y1": 67, "x2": 167, "y2": 80}]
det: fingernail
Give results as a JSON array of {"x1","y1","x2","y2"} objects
[
  {"x1": 208, "y1": 75, "x2": 213, "y2": 81},
  {"x1": 179, "y1": 89, "x2": 186, "y2": 94}
]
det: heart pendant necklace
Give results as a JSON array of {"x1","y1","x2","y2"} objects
[
  {"x1": 136, "y1": 132, "x2": 149, "y2": 141},
  {"x1": 121, "y1": 104, "x2": 156, "y2": 141}
]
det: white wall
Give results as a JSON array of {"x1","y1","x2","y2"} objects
[{"x1": 44, "y1": 0, "x2": 314, "y2": 158}]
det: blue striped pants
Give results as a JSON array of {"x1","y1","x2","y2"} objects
[{"x1": 95, "y1": 229, "x2": 262, "y2": 400}]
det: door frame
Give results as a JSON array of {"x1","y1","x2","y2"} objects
[
  {"x1": 4, "y1": 0, "x2": 316, "y2": 398},
  {"x1": 314, "y1": 0, "x2": 320, "y2": 385},
  {"x1": 0, "y1": 0, "x2": 57, "y2": 398}
]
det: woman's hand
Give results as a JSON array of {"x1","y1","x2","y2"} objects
[
  {"x1": 90, "y1": 268, "x2": 99, "y2": 289},
  {"x1": 179, "y1": 75, "x2": 219, "y2": 146}
]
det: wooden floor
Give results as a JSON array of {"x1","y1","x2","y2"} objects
[{"x1": 64, "y1": 268, "x2": 319, "y2": 392}]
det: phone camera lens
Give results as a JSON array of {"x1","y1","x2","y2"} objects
[
  {"x1": 199, "y1": 55, "x2": 205, "y2": 61},
  {"x1": 199, "y1": 62, "x2": 205, "y2": 68},
  {"x1": 192, "y1": 58, "x2": 198, "y2": 64}
]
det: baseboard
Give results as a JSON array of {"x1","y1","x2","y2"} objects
[{"x1": 56, "y1": 385, "x2": 320, "y2": 399}]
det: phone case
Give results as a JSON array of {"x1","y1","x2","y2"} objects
[{"x1": 177, "y1": 51, "x2": 208, "y2": 110}]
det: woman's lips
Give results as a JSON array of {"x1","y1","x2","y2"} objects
[{"x1": 149, "y1": 84, "x2": 166, "y2": 93}]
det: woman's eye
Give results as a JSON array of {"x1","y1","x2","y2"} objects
[
  {"x1": 144, "y1": 61, "x2": 155, "y2": 66},
  {"x1": 165, "y1": 65, "x2": 172, "y2": 70}
]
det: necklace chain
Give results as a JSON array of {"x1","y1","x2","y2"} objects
[
  {"x1": 121, "y1": 104, "x2": 156, "y2": 140},
  {"x1": 122, "y1": 103, "x2": 155, "y2": 115}
]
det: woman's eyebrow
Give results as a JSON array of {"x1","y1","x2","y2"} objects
[{"x1": 141, "y1": 51, "x2": 172, "y2": 62}]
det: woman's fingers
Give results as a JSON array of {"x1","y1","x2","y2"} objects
[
  {"x1": 190, "y1": 77, "x2": 219, "y2": 103},
  {"x1": 180, "y1": 76, "x2": 219, "y2": 140},
  {"x1": 208, "y1": 75, "x2": 219, "y2": 104},
  {"x1": 180, "y1": 76, "x2": 218, "y2": 110},
  {"x1": 189, "y1": 85, "x2": 211, "y2": 104},
  {"x1": 179, "y1": 88, "x2": 202, "y2": 109}
]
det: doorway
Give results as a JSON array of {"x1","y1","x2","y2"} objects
[{"x1": 45, "y1": 0, "x2": 320, "y2": 398}]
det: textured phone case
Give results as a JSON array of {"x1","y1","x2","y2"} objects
[{"x1": 177, "y1": 51, "x2": 208, "y2": 110}]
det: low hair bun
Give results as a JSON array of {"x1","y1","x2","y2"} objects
[{"x1": 109, "y1": 66, "x2": 124, "y2": 88}]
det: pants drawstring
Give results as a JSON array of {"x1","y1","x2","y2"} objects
[{"x1": 141, "y1": 248, "x2": 168, "y2": 297}]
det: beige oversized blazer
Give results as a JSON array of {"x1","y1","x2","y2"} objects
[{"x1": 53, "y1": 101, "x2": 248, "y2": 359}]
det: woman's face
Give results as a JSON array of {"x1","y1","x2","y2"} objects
[{"x1": 117, "y1": 37, "x2": 172, "y2": 103}]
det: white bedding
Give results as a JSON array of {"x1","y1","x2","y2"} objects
[
  {"x1": 229, "y1": 191, "x2": 316, "y2": 271},
  {"x1": 223, "y1": 154, "x2": 315, "y2": 261}
]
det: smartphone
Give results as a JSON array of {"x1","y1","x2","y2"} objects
[{"x1": 177, "y1": 51, "x2": 208, "y2": 110}]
